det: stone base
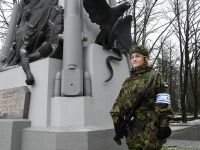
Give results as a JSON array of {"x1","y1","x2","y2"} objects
[
  {"x1": 0, "y1": 58, "x2": 62, "y2": 127},
  {"x1": 21, "y1": 126, "x2": 128, "y2": 150},
  {"x1": 51, "y1": 97, "x2": 95, "y2": 126},
  {"x1": 0, "y1": 119, "x2": 31, "y2": 150}
]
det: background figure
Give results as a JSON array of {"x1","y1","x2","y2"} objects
[{"x1": 110, "y1": 45, "x2": 173, "y2": 150}]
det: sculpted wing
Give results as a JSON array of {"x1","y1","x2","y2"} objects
[
  {"x1": 117, "y1": 15, "x2": 133, "y2": 53},
  {"x1": 83, "y1": 0, "x2": 112, "y2": 26}
]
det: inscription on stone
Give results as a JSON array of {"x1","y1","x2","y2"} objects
[{"x1": 0, "y1": 86, "x2": 31, "y2": 119}]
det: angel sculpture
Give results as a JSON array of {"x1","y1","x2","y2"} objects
[{"x1": 83, "y1": 0, "x2": 134, "y2": 81}]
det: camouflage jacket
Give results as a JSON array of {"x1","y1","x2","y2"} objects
[{"x1": 110, "y1": 65, "x2": 174, "y2": 129}]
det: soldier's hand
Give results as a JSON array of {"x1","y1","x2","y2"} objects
[{"x1": 157, "y1": 127, "x2": 171, "y2": 140}]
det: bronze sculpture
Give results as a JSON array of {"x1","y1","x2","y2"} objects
[
  {"x1": 3, "y1": 0, "x2": 64, "y2": 85},
  {"x1": 1, "y1": 0, "x2": 133, "y2": 84},
  {"x1": 83, "y1": 0, "x2": 131, "y2": 49},
  {"x1": 83, "y1": 0, "x2": 133, "y2": 81}
]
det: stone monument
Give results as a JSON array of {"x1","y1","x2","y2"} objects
[{"x1": 0, "y1": 0, "x2": 133, "y2": 149}]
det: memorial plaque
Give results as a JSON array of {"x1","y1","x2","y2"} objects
[{"x1": 0, "y1": 86, "x2": 31, "y2": 119}]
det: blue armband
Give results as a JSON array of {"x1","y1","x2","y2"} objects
[{"x1": 156, "y1": 93, "x2": 171, "y2": 104}]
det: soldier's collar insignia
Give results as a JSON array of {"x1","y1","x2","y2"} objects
[{"x1": 163, "y1": 82, "x2": 168, "y2": 87}]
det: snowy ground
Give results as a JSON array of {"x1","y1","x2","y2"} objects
[
  {"x1": 170, "y1": 119, "x2": 200, "y2": 131},
  {"x1": 164, "y1": 119, "x2": 200, "y2": 149},
  {"x1": 178, "y1": 119, "x2": 200, "y2": 125}
]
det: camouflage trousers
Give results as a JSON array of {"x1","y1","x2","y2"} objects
[{"x1": 125, "y1": 120, "x2": 163, "y2": 150}]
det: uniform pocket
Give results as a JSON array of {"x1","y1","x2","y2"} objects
[
  {"x1": 144, "y1": 120, "x2": 161, "y2": 149},
  {"x1": 145, "y1": 111, "x2": 159, "y2": 142}
]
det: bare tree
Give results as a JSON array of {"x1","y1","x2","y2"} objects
[
  {"x1": 189, "y1": 19, "x2": 200, "y2": 119},
  {"x1": 0, "y1": 0, "x2": 20, "y2": 50},
  {"x1": 155, "y1": 39, "x2": 180, "y2": 112},
  {"x1": 118, "y1": 0, "x2": 174, "y2": 49},
  {"x1": 168, "y1": 0, "x2": 200, "y2": 122}
]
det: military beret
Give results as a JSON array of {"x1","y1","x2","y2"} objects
[{"x1": 129, "y1": 45, "x2": 149, "y2": 58}]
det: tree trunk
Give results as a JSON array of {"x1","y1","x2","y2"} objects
[{"x1": 175, "y1": 0, "x2": 187, "y2": 122}]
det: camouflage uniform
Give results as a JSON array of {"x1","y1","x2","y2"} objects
[{"x1": 110, "y1": 65, "x2": 174, "y2": 150}]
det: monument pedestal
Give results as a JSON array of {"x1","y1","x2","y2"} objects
[
  {"x1": 0, "y1": 120, "x2": 31, "y2": 150},
  {"x1": 21, "y1": 126, "x2": 128, "y2": 150},
  {"x1": 50, "y1": 97, "x2": 95, "y2": 126},
  {"x1": 0, "y1": 58, "x2": 62, "y2": 127},
  {"x1": 0, "y1": 44, "x2": 129, "y2": 150}
]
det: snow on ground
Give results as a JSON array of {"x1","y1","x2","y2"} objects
[
  {"x1": 187, "y1": 119, "x2": 200, "y2": 125},
  {"x1": 169, "y1": 119, "x2": 200, "y2": 131},
  {"x1": 170, "y1": 119, "x2": 200, "y2": 125},
  {"x1": 170, "y1": 114, "x2": 200, "y2": 126}
]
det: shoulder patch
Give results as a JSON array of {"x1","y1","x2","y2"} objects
[{"x1": 163, "y1": 82, "x2": 168, "y2": 87}]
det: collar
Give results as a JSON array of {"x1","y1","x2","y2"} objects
[{"x1": 130, "y1": 65, "x2": 152, "y2": 76}]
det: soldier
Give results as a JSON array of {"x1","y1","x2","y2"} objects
[{"x1": 110, "y1": 45, "x2": 174, "y2": 150}]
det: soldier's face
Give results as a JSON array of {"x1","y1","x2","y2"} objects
[{"x1": 131, "y1": 53, "x2": 145, "y2": 69}]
